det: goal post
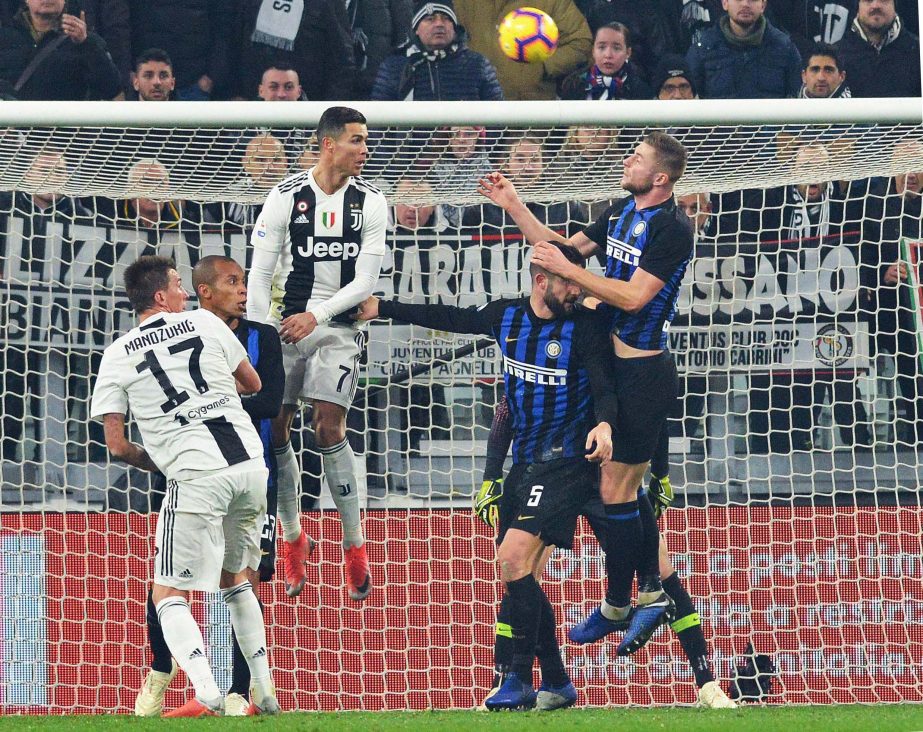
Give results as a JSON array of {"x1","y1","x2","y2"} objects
[{"x1": 0, "y1": 99, "x2": 922, "y2": 712}]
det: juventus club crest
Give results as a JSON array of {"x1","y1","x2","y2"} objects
[{"x1": 350, "y1": 208, "x2": 363, "y2": 231}]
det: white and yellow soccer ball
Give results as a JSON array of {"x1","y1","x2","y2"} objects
[{"x1": 498, "y1": 7, "x2": 559, "y2": 64}]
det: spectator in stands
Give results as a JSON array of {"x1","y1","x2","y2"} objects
[
  {"x1": 4, "y1": 149, "x2": 89, "y2": 218},
  {"x1": 750, "y1": 143, "x2": 873, "y2": 452},
  {"x1": 455, "y1": 0, "x2": 591, "y2": 100},
  {"x1": 652, "y1": 54, "x2": 697, "y2": 99},
  {"x1": 553, "y1": 125, "x2": 622, "y2": 220},
  {"x1": 97, "y1": 159, "x2": 206, "y2": 230},
  {"x1": 576, "y1": 0, "x2": 689, "y2": 69},
  {"x1": 559, "y1": 21, "x2": 652, "y2": 100},
  {"x1": 129, "y1": 0, "x2": 233, "y2": 100},
  {"x1": 771, "y1": 0, "x2": 855, "y2": 59},
  {"x1": 236, "y1": 0, "x2": 356, "y2": 101},
  {"x1": 677, "y1": 191, "x2": 715, "y2": 241},
  {"x1": 836, "y1": 0, "x2": 920, "y2": 98},
  {"x1": 211, "y1": 134, "x2": 291, "y2": 228},
  {"x1": 686, "y1": 0, "x2": 802, "y2": 98},
  {"x1": 428, "y1": 126, "x2": 492, "y2": 227},
  {"x1": 371, "y1": 1, "x2": 503, "y2": 100},
  {"x1": 257, "y1": 61, "x2": 304, "y2": 101},
  {"x1": 81, "y1": 0, "x2": 131, "y2": 93},
  {"x1": 475, "y1": 133, "x2": 587, "y2": 233},
  {"x1": 799, "y1": 42, "x2": 851, "y2": 98},
  {"x1": 388, "y1": 178, "x2": 452, "y2": 452},
  {"x1": 862, "y1": 140, "x2": 923, "y2": 446},
  {"x1": 347, "y1": 0, "x2": 413, "y2": 99},
  {"x1": 130, "y1": 48, "x2": 175, "y2": 102},
  {"x1": 0, "y1": 0, "x2": 122, "y2": 101}
]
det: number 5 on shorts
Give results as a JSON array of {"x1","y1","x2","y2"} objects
[{"x1": 527, "y1": 484, "x2": 544, "y2": 507}]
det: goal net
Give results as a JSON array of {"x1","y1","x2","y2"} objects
[{"x1": 0, "y1": 99, "x2": 922, "y2": 713}]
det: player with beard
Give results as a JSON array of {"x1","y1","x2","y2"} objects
[
  {"x1": 479, "y1": 131, "x2": 693, "y2": 655},
  {"x1": 355, "y1": 243, "x2": 619, "y2": 710}
]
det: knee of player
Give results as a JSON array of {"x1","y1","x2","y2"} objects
[
  {"x1": 497, "y1": 548, "x2": 530, "y2": 582},
  {"x1": 313, "y1": 413, "x2": 346, "y2": 447}
]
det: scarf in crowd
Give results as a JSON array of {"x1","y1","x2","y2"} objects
[
  {"x1": 251, "y1": 0, "x2": 305, "y2": 51},
  {"x1": 786, "y1": 183, "x2": 832, "y2": 241},
  {"x1": 852, "y1": 14, "x2": 902, "y2": 50},
  {"x1": 586, "y1": 65, "x2": 628, "y2": 100},
  {"x1": 720, "y1": 14, "x2": 766, "y2": 48},
  {"x1": 398, "y1": 38, "x2": 461, "y2": 100},
  {"x1": 798, "y1": 82, "x2": 852, "y2": 98}
]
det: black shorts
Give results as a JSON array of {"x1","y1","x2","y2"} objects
[
  {"x1": 497, "y1": 457, "x2": 597, "y2": 550},
  {"x1": 612, "y1": 351, "x2": 678, "y2": 464},
  {"x1": 258, "y1": 442, "x2": 279, "y2": 582}
]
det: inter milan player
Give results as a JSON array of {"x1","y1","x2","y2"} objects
[
  {"x1": 247, "y1": 106, "x2": 388, "y2": 602},
  {"x1": 479, "y1": 131, "x2": 693, "y2": 654},
  {"x1": 477, "y1": 396, "x2": 737, "y2": 709},
  {"x1": 355, "y1": 243, "x2": 618, "y2": 711}
]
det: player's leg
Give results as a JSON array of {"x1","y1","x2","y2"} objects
[
  {"x1": 225, "y1": 568, "x2": 261, "y2": 716},
  {"x1": 134, "y1": 586, "x2": 178, "y2": 717},
  {"x1": 219, "y1": 464, "x2": 279, "y2": 716},
  {"x1": 273, "y1": 345, "x2": 316, "y2": 598},
  {"x1": 306, "y1": 328, "x2": 371, "y2": 601},
  {"x1": 152, "y1": 477, "x2": 232, "y2": 717},
  {"x1": 531, "y1": 547, "x2": 577, "y2": 711}
]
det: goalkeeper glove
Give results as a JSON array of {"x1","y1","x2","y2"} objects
[
  {"x1": 475, "y1": 478, "x2": 503, "y2": 528},
  {"x1": 648, "y1": 474, "x2": 674, "y2": 519}
]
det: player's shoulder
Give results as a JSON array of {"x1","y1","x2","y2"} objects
[
  {"x1": 652, "y1": 199, "x2": 694, "y2": 240},
  {"x1": 275, "y1": 169, "x2": 314, "y2": 195},
  {"x1": 351, "y1": 175, "x2": 385, "y2": 198}
]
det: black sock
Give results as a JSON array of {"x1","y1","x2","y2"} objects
[
  {"x1": 603, "y1": 500, "x2": 642, "y2": 608},
  {"x1": 663, "y1": 572, "x2": 714, "y2": 687},
  {"x1": 229, "y1": 598, "x2": 265, "y2": 696},
  {"x1": 146, "y1": 588, "x2": 173, "y2": 674},
  {"x1": 493, "y1": 594, "x2": 514, "y2": 685},
  {"x1": 506, "y1": 575, "x2": 543, "y2": 680},
  {"x1": 535, "y1": 591, "x2": 568, "y2": 687},
  {"x1": 637, "y1": 490, "x2": 662, "y2": 594}
]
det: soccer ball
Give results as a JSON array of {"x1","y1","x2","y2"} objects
[{"x1": 498, "y1": 7, "x2": 559, "y2": 64}]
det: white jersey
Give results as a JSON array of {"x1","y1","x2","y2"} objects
[
  {"x1": 90, "y1": 308, "x2": 263, "y2": 479},
  {"x1": 247, "y1": 167, "x2": 388, "y2": 326}
]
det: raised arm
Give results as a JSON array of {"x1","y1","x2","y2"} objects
[{"x1": 354, "y1": 295, "x2": 497, "y2": 336}]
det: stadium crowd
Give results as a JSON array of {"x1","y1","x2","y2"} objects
[{"x1": 1, "y1": 0, "x2": 923, "y2": 481}]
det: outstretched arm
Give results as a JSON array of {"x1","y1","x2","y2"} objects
[{"x1": 355, "y1": 295, "x2": 496, "y2": 336}]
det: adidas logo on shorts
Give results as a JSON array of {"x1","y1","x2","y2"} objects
[
  {"x1": 179, "y1": 569, "x2": 193, "y2": 578},
  {"x1": 189, "y1": 648, "x2": 205, "y2": 659}
]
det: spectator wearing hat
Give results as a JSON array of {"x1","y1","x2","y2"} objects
[
  {"x1": 651, "y1": 53, "x2": 697, "y2": 99},
  {"x1": 455, "y1": 0, "x2": 591, "y2": 100},
  {"x1": 558, "y1": 21, "x2": 652, "y2": 100},
  {"x1": 686, "y1": 0, "x2": 802, "y2": 98},
  {"x1": 371, "y1": 1, "x2": 503, "y2": 100}
]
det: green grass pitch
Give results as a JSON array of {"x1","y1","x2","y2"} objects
[{"x1": 0, "y1": 706, "x2": 920, "y2": 731}]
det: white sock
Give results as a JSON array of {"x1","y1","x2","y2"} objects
[
  {"x1": 320, "y1": 437, "x2": 364, "y2": 547},
  {"x1": 156, "y1": 597, "x2": 221, "y2": 702},
  {"x1": 274, "y1": 442, "x2": 302, "y2": 542},
  {"x1": 221, "y1": 582, "x2": 273, "y2": 697}
]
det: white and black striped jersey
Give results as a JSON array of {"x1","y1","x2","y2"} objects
[
  {"x1": 90, "y1": 308, "x2": 264, "y2": 479},
  {"x1": 247, "y1": 167, "x2": 388, "y2": 325}
]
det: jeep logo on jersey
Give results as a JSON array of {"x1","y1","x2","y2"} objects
[
  {"x1": 350, "y1": 209, "x2": 363, "y2": 231},
  {"x1": 296, "y1": 237, "x2": 360, "y2": 260},
  {"x1": 607, "y1": 236, "x2": 642, "y2": 266},
  {"x1": 321, "y1": 211, "x2": 336, "y2": 228}
]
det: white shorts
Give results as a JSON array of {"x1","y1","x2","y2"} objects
[
  {"x1": 154, "y1": 459, "x2": 268, "y2": 592},
  {"x1": 282, "y1": 324, "x2": 364, "y2": 408}
]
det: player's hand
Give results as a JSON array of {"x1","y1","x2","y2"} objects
[
  {"x1": 353, "y1": 296, "x2": 380, "y2": 321},
  {"x1": 477, "y1": 172, "x2": 519, "y2": 210},
  {"x1": 648, "y1": 474, "x2": 674, "y2": 519},
  {"x1": 884, "y1": 263, "x2": 908, "y2": 284},
  {"x1": 61, "y1": 11, "x2": 88, "y2": 44},
  {"x1": 279, "y1": 311, "x2": 317, "y2": 343},
  {"x1": 585, "y1": 422, "x2": 612, "y2": 464},
  {"x1": 533, "y1": 240, "x2": 578, "y2": 279},
  {"x1": 474, "y1": 478, "x2": 503, "y2": 528}
]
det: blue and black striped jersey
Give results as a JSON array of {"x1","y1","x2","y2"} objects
[
  {"x1": 379, "y1": 297, "x2": 618, "y2": 465},
  {"x1": 584, "y1": 196, "x2": 694, "y2": 350}
]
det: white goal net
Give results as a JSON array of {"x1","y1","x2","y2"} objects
[{"x1": 0, "y1": 99, "x2": 922, "y2": 712}]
